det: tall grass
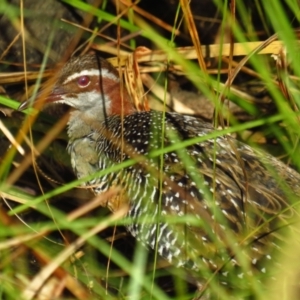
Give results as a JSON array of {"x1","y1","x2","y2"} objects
[{"x1": 0, "y1": 0, "x2": 300, "y2": 299}]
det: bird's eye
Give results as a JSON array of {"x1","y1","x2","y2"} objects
[{"x1": 77, "y1": 75, "x2": 90, "y2": 87}]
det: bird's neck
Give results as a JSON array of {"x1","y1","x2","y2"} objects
[
  {"x1": 67, "y1": 110, "x2": 100, "y2": 139},
  {"x1": 67, "y1": 85, "x2": 137, "y2": 139},
  {"x1": 67, "y1": 107, "x2": 134, "y2": 140},
  {"x1": 105, "y1": 86, "x2": 137, "y2": 116}
]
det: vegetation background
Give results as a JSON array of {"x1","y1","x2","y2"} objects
[{"x1": 0, "y1": 0, "x2": 300, "y2": 299}]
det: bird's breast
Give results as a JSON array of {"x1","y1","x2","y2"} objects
[{"x1": 67, "y1": 136, "x2": 100, "y2": 181}]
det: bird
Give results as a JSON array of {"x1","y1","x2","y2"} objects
[{"x1": 19, "y1": 53, "x2": 300, "y2": 297}]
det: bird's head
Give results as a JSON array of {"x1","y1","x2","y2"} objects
[{"x1": 19, "y1": 54, "x2": 136, "y2": 118}]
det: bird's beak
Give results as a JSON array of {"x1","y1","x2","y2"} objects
[{"x1": 18, "y1": 87, "x2": 65, "y2": 111}]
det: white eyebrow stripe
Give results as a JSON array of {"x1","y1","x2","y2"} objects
[{"x1": 63, "y1": 68, "x2": 120, "y2": 84}]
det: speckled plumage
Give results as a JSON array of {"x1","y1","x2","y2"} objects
[
  {"x1": 21, "y1": 53, "x2": 300, "y2": 293},
  {"x1": 67, "y1": 108, "x2": 300, "y2": 275}
]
